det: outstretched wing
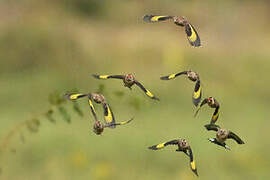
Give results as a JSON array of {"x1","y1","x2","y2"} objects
[
  {"x1": 185, "y1": 23, "x2": 201, "y2": 47},
  {"x1": 208, "y1": 138, "x2": 230, "y2": 150},
  {"x1": 148, "y1": 139, "x2": 178, "y2": 150},
  {"x1": 65, "y1": 93, "x2": 88, "y2": 100},
  {"x1": 143, "y1": 15, "x2": 173, "y2": 23},
  {"x1": 105, "y1": 117, "x2": 134, "y2": 128},
  {"x1": 134, "y1": 80, "x2": 159, "y2": 100},
  {"x1": 192, "y1": 80, "x2": 202, "y2": 107},
  {"x1": 160, "y1": 71, "x2": 188, "y2": 80},
  {"x1": 188, "y1": 148, "x2": 198, "y2": 176},
  {"x1": 228, "y1": 131, "x2": 245, "y2": 144},
  {"x1": 92, "y1": 74, "x2": 124, "y2": 80},
  {"x1": 204, "y1": 124, "x2": 220, "y2": 131},
  {"x1": 194, "y1": 98, "x2": 208, "y2": 117},
  {"x1": 211, "y1": 106, "x2": 220, "y2": 124},
  {"x1": 103, "y1": 103, "x2": 116, "y2": 128},
  {"x1": 87, "y1": 95, "x2": 98, "y2": 121}
]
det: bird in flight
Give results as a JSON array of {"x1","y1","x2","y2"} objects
[
  {"x1": 143, "y1": 15, "x2": 201, "y2": 47},
  {"x1": 65, "y1": 92, "x2": 133, "y2": 135},
  {"x1": 205, "y1": 124, "x2": 245, "y2": 150},
  {"x1": 160, "y1": 70, "x2": 202, "y2": 107},
  {"x1": 92, "y1": 74, "x2": 159, "y2": 100},
  {"x1": 148, "y1": 138, "x2": 198, "y2": 176},
  {"x1": 194, "y1": 97, "x2": 220, "y2": 124}
]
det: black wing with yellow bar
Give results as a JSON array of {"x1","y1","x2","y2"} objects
[
  {"x1": 65, "y1": 93, "x2": 88, "y2": 100},
  {"x1": 148, "y1": 139, "x2": 178, "y2": 150},
  {"x1": 105, "y1": 117, "x2": 134, "y2": 128},
  {"x1": 160, "y1": 71, "x2": 188, "y2": 80},
  {"x1": 92, "y1": 74, "x2": 124, "y2": 80},
  {"x1": 143, "y1": 15, "x2": 173, "y2": 23},
  {"x1": 185, "y1": 23, "x2": 201, "y2": 47},
  {"x1": 134, "y1": 80, "x2": 159, "y2": 100},
  {"x1": 87, "y1": 95, "x2": 98, "y2": 121},
  {"x1": 228, "y1": 131, "x2": 245, "y2": 144},
  {"x1": 188, "y1": 148, "x2": 198, "y2": 176},
  {"x1": 192, "y1": 80, "x2": 202, "y2": 107},
  {"x1": 211, "y1": 106, "x2": 220, "y2": 124},
  {"x1": 103, "y1": 103, "x2": 116, "y2": 128}
]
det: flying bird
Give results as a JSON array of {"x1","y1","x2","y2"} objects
[
  {"x1": 194, "y1": 97, "x2": 220, "y2": 124},
  {"x1": 92, "y1": 117, "x2": 134, "y2": 135},
  {"x1": 205, "y1": 124, "x2": 245, "y2": 150},
  {"x1": 148, "y1": 138, "x2": 198, "y2": 176},
  {"x1": 65, "y1": 92, "x2": 133, "y2": 135},
  {"x1": 160, "y1": 70, "x2": 202, "y2": 106},
  {"x1": 143, "y1": 15, "x2": 201, "y2": 47},
  {"x1": 92, "y1": 74, "x2": 159, "y2": 100}
]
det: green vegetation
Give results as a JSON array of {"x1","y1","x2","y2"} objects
[{"x1": 0, "y1": 0, "x2": 269, "y2": 179}]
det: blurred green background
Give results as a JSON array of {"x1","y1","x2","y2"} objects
[{"x1": 0, "y1": 0, "x2": 270, "y2": 179}]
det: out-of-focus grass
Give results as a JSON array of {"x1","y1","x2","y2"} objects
[{"x1": 0, "y1": 0, "x2": 270, "y2": 179}]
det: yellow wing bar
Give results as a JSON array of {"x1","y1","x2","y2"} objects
[
  {"x1": 93, "y1": 74, "x2": 110, "y2": 79},
  {"x1": 188, "y1": 148, "x2": 198, "y2": 176},
  {"x1": 192, "y1": 80, "x2": 202, "y2": 107},
  {"x1": 135, "y1": 81, "x2": 159, "y2": 100},
  {"x1": 185, "y1": 23, "x2": 201, "y2": 47},
  {"x1": 88, "y1": 98, "x2": 98, "y2": 121},
  {"x1": 103, "y1": 104, "x2": 116, "y2": 128},
  {"x1": 65, "y1": 93, "x2": 88, "y2": 100},
  {"x1": 148, "y1": 142, "x2": 166, "y2": 150},
  {"x1": 92, "y1": 74, "x2": 124, "y2": 80},
  {"x1": 211, "y1": 107, "x2": 220, "y2": 124},
  {"x1": 143, "y1": 15, "x2": 172, "y2": 23},
  {"x1": 116, "y1": 118, "x2": 134, "y2": 125},
  {"x1": 105, "y1": 118, "x2": 134, "y2": 128},
  {"x1": 160, "y1": 71, "x2": 188, "y2": 80}
]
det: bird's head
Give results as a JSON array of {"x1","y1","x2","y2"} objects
[
  {"x1": 179, "y1": 139, "x2": 189, "y2": 148},
  {"x1": 125, "y1": 74, "x2": 135, "y2": 83},
  {"x1": 93, "y1": 121, "x2": 104, "y2": 135},
  {"x1": 207, "y1": 97, "x2": 215, "y2": 105},
  {"x1": 218, "y1": 128, "x2": 227, "y2": 136}
]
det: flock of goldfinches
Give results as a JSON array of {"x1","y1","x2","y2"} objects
[{"x1": 64, "y1": 14, "x2": 245, "y2": 177}]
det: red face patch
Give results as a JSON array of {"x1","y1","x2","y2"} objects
[{"x1": 126, "y1": 74, "x2": 134, "y2": 81}]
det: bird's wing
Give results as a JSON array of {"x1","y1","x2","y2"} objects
[
  {"x1": 134, "y1": 80, "x2": 159, "y2": 100},
  {"x1": 105, "y1": 117, "x2": 134, "y2": 128},
  {"x1": 87, "y1": 95, "x2": 98, "y2": 121},
  {"x1": 204, "y1": 124, "x2": 220, "y2": 131},
  {"x1": 194, "y1": 98, "x2": 208, "y2": 117},
  {"x1": 102, "y1": 103, "x2": 116, "y2": 128},
  {"x1": 184, "y1": 23, "x2": 201, "y2": 47},
  {"x1": 228, "y1": 131, "x2": 245, "y2": 144},
  {"x1": 211, "y1": 106, "x2": 220, "y2": 124},
  {"x1": 160, "y1": 71, "x2": 188, "y2": 80},
  {"x1": 148, "y1": 139, "x2": 179, "y2": 150},
  {"x1": 188, "y1": 148, "x2": 198, "y2": 176},
  {"x1": 143, "y1": 15, "x2": 173, "y2": 23},
  {"x1": 208, "y1": 138, "x2": 230, "y2": 150},
  {"x1": 92, "y1": 74, "x2": 124, "y2": 80},
  {"x1": 64, "y1": 93, "x2": 88, "y2": 100},
  {"x1": 192, "y1": 80, "x2": 202, "y2": 107}
]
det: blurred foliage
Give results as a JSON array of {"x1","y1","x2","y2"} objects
[
  {"x1": 63, "y1": 0, "x2": 106, "y2": 18},
  {"x1": 0, "y1": 91, "x2": 84, "y2": 169},
  {"x1": 0, "y1": 0, "x2": 270, "y2": 179}
]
